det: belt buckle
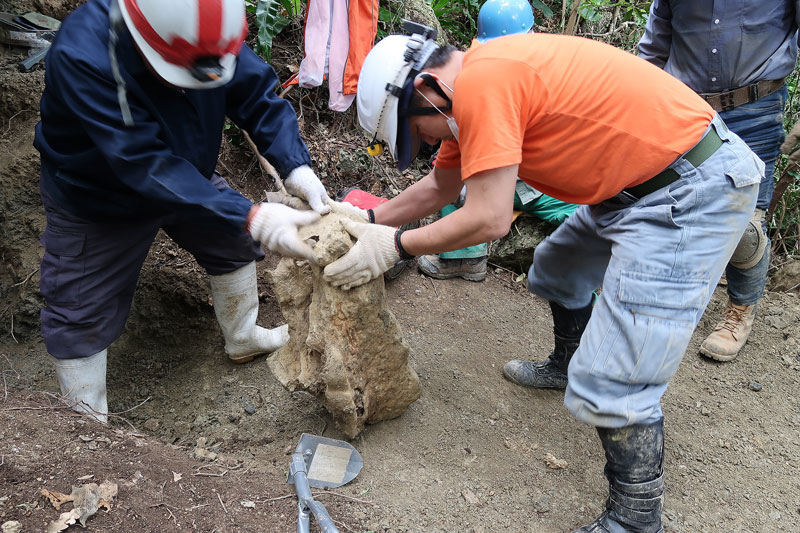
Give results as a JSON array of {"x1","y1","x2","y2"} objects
[
  {"x1": 616, "y1": 190, "x2": 639, "y2": 203},
  {"x1": 719, "y1": 92, "x2": 736, "y2": 112},
  {"x1": 749, "y1": 83, "x2": 759, "y2": 102}
]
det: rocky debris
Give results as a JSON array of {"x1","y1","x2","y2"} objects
[
  {"x1": 489, "y1": 214, "x2": 558, "y2": 274},
  {"x1": 769, "y1": 258, "x2": 800, "y2": 293},
  {"x1": 1, "y1": 521, "x2": 22, "y2": 533},
  {"x1": 267, "y1": 213, "x2": 421, "y2": 438}
]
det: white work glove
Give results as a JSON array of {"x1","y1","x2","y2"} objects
[
  {"x1": 323, "y1": 220, "x2": 400, "y2": 290},
  {"x1": 329, "y1": 200, "x2": 371, "y2": 222},
  {"x1": 248, "y1": 203, "x2": 320, "y2": 263},
  {"x1": 781, "y1": 121, "x2": 800, "y2": 163},
  {"x1": 284, "y1": 165, "x2": 332, "y2": 214}
]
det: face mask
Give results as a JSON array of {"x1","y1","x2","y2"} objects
[{"x1": 415, "y1": 86, "x2": 459, "y2": 141}]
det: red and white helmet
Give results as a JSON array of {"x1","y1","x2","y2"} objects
[{"x1": 117, "y1": 0, "x2": 248, "y2": 89}]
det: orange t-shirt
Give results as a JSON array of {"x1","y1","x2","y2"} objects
[{"x1": 434, "y1": 34, "x2": 715, "y2": 205}]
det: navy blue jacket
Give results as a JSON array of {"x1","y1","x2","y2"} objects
[{"x1": 34, "y1": 0, "x2": 311, "y2": 232}]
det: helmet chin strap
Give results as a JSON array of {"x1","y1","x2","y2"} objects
[{"x1": 108, "y1": 0, "x2": 134, "y2": 127}]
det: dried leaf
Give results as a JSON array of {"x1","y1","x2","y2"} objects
[
  {"x1": 76, "y1": 474, "x2": 94, "y2": 481},
  {"x1": 98, "y1": 481, "x2": 118, "y2": 508},
  {"x1": 41, "y1": 489, "x2": 74, "y2": 511},
  {"x1": 45, "y1": 509, "x2": 80, "y2": 533},
  {"x1": 172, "y1": 472, "x2": 183, "y2": 483},
  {"x1": 543, "y1": 453, "x2": 568, "y2": 470}
]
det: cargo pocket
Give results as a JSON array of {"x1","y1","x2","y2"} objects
[
  {"x1": 40, "y1": 228, "x2": 86, "y2": 306},
  {"x1": 589, "y1": 271, "x2": 708, "y2": 384},
  {"x1": 725, "y1": 151, "x2": 763, "y2": 189}
]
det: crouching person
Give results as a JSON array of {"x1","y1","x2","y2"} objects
[{"x1": 35, "y1": 0, "x2": 331, "y2": 423}]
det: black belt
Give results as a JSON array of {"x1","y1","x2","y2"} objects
[
  {"x1": 619, "y1": 125, "x2": 724, "y2": 201},
  {"x1": 700, "y1": 78, "x2": 785, "y2": 113}
]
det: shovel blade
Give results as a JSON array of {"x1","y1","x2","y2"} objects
[
  {"x1": 20, "y1": 12, "x2": 61, "y2": 31},
  {"x1": 290, "y1": 433, "x2": 363, "y2": 489}
]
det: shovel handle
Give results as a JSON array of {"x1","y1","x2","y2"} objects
[
  {"x1": 306, "y1": 500, "x2": 338, "y2": 533},
  {"x1": 19, "y1": 45, "x2": 49, "y2": 72},
  {"x1": 297, "y1": 503, "x2": 311, "y2": 533}
]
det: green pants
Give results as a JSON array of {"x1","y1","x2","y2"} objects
[{"x1": 440, "y1": 185, "x2": 578, "y2": 260}]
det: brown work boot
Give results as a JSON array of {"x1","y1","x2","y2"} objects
[
  {"x1": 699, "y1": 300, "x2": 756, "y2": 362},
  {"x1": 417, "y1": 255, "x2": 487, "y2": 282}
]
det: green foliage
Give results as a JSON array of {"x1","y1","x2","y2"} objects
[
  {"x1": 377, "y1": 4, "x2": 402, "y2": 39},
  {"x1": 575, "y1": 0, "x2": 649, "y2": 25},
  {"x1": 771, "y1": 67, "x2": 800, "y2": 255},
  {"x1": 530, "y1": 0, "x2": 554, "y2": 19},
  {"x1": 428, "y1": 0, "x2": 481, "y2": 46},
  {"x1": 249, "y1": 0, "x2": 301, "y2": 62}
]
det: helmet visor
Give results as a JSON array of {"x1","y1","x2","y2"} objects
[{"x1": 395, "y1": 76, "x2": 421, "y2": 171}]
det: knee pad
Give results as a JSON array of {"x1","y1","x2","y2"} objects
[{"x1": 730, "y1": 209, "x2": 768, "y2": 270}]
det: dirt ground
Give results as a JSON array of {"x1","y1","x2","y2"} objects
[{"x1": 2, "y1": 2, "x2": 800, "y2": 532}]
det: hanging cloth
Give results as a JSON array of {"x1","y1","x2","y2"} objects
[{"x1": 297, "y1": 0, "x2": 378, "y2": 111}]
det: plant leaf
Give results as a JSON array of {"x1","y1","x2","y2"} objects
[
  {"x1": 256, "y1": 0, "x2": 290, "y2": 62},
  {"x1": 530, "y1": 0, "x2": 554, "y2": 18}
]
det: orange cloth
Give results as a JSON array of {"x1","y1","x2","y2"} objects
[
  {"x1": 434, "y1": 34, "x2": 716, "y2": 205},
  {"x1": 344, "y1": 0, "x2": 379, "y2": 96}
]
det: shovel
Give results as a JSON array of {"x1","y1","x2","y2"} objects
[{"x1": 288, "y1": 433, "x2": 363, "y2": 533}]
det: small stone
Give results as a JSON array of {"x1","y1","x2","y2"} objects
[
  {"x1": 143, "y1": 418, "x2": 160, "y2": 431},
  {"x1": 2, "y1": 521, "x2": 22, "y2": 533},
  {"x1": 173, "y1": 422, "x2": 191, "y2": 437},
  {"x1": 244, "y1": 405, "x2": 256, "y2": 415},
  {"x1": 534, "y1": 495, "x2": 550, "y2": 513},
  {"x1": 769, "y1": 510, "x2": 781, "y2": 520},
  {"x1": 700, "y1": 407, "x2": 711, "y2": 416},
  {"x1": 748, "y1": 381, "x2": 763, "y2": 392},
  {"x1": 228, "y1": 413, "x2": 241, "y2": 423},
  {"x1": 461, "y1": 488, "x2": 480, "y2": 505},
  {"x1": 194, "y1": 448, "x2": 218, "y2": 462}
]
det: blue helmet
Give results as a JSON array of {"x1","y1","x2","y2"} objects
[{"x1": 476, "y1": 0, "x2": 535, "y2": 42}]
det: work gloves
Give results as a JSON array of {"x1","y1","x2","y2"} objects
[
  {"x1": 329, "y1": 200, "x2": 371, "y2": 222},
  {"x1": 285, "y1": 165, "x2": 332, "y2": 214},
  {"x1": 781, "y1": 121, "x2": 800, "y2": 163},
  {"x1": 248, "y1": 203, "x2": 320, "y2": 263},
  {"x1": 323, "y1": 220, "x2": 399, "y2": 290}
]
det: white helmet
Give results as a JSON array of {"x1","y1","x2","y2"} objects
[
  {"x1": 117, "y1": 0, "x2": 248, "y2": 89},
  {"x1": 357, "y1": 25, "x2": 439, "y2": 170}
]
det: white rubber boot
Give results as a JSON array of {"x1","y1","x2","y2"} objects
[
  {"x1": 52, "y1": 349, "x2": 108, "y2": 423},
  {"x1": 209, "y1": 261, "x2": 289, "y2": 363}
]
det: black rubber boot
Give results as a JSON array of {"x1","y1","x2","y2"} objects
[
  {"x1": 573, "y1": 419, "x2": 665, "y2": 533},
  {"x1": 503, "y1": 301, "x2": 592, "y2": 389}
]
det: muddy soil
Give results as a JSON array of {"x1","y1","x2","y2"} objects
[{"x1": 2, "y1": 1, "x2": 800, "y2": 532}]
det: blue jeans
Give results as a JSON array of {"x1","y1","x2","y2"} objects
[
  {"x1": 527, "y1": 115, "x2": 762, "y2": 427},
  {"x1": 721, "y1": 87, "x2": 787, "y2": 305}
]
